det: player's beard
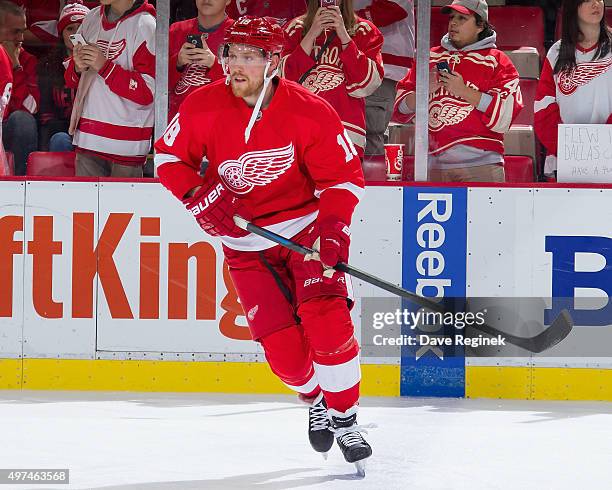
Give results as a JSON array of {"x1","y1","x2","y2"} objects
[{"x1": 230, "y1": 73, "x2": 264, "y2": 99}]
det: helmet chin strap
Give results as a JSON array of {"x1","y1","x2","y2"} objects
[{"x1": 244, "y1": 59, "x2": 278, "y2": 144}]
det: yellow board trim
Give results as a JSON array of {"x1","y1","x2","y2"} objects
[
  {"x1": 15, "y1": 359, "x2": 399, "y2": 397},
  {"x1": 0, "y1": 359, "x2": 22, "y2": 389},
  {"x1": 466, "y1": 366, "x2": 612, "y2": 401}
]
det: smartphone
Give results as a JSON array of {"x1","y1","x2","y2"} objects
[
  {"x1": 436, "y1": 61, "x2": 452, "y2": 74},
  {"x1": 186, "y1": 34, "x2": 203, "y2": 49},
  {"x1": 69, "y1": 33, "x2": 87, "y2": 46},
  {"x1": 320, "y1": 0, "x2": 337, "y2": 7}
]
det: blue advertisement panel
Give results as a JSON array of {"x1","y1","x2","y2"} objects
[{"x1": 401, "y1": 187, "x2": 468, "y2": 397}]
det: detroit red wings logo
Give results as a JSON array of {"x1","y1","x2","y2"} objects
[
  {"x1": 303, "y1": 67, "x2": 345, "y2": 94},
  {"x1": 218, "y1": 143, "x2": 295, "y2": 194},
  {"x1": 96, "y1": 39, "x2": 127, "y2": 61},
  {"x1": 175, "y1": 65, "x2": 212, "y2": 95},
  {"x1": 558, "y1": 57, "x2": 612, "y2": 95},
  {"x1": 429, "y1": 97, "x2": 473, "y2": 132}
]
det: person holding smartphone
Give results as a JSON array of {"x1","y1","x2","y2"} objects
[
  {"x1": 279, "y1": 0, "x2": 384, "y2": 159},
  {"x1": 394, "y1": 0, "x2": 523, "y2": 182},
  {"x1": 169, "y1": 0, "x2": 234, "y2": 118}
]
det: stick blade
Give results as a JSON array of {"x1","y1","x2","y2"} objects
[{"x1": 530, "y1": 309, "x2": 574, "y2": 353}]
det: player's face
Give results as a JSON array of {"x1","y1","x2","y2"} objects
[
  {"x1": 0, "y1": 13, "x2": 26, "y2": 46},
  {"x1": 227, "y1": 44, "x2": 268, "y2": 99},
  {"x1": 447, "y1": 11, "x2": 483, "y2": 49},
  {"x1": 196, "y1": 0, "x2": 231, "y2": 17},
  {"x1": 577, "y1": 0, "x2": 605, "y2": 26},
  {"x1": 62, "y1": 23, "x2": 80, "y2": 51}
]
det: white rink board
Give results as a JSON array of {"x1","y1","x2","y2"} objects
[
  {"x1": 0, "y1": 181, "x2": 25, "y2": 358},
  {"x1": 467, "y1": 187, "x2": 612, "y2": 368},
  {"x1": 22, "y1": 181, "x2": 99, "y2": 358}
]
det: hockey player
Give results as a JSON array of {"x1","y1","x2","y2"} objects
[{"x1": 154, "y1": 16, "x2": 372, "y2": 471}]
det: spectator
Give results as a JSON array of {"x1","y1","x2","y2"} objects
[
  {"x1": 0, "y1": 0, "x2": 39, "y2": 176},
  {"x1": 37, "y1": 0, "x2": 90, "y2": 152},
  {"x1": 65, "y1": 0, "x2": 156, "y2": 177},
  {"x1": 535, "y1": 0, "x2": 612, "y2": 178},
  {"x1": 280, "y1": 0, "x2": 384, "y2": 159},
  {"x1": 354, "y1": 0, "x2": 414, "y2": 157},
  {"x1": 394, "y1": 0, "x2": 523, "y2": 182},
  {"x1": 169, "y1": 0, "x2": 234, "y2": 118},
  {"x1": 0, "y1": 31, "x2": 12, "y2": 175},
  {"x1": 226, "y1": 0, "x2": 306, "y2": 26}
]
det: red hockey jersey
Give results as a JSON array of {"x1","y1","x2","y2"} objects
[
  {"x1": 534, "y1": 40, "x2": 612, "y2": 174},
  {"x1": 0, "y1": 46, "x2": 13, "y2": 176},
  {"x1": 168, "y1": 16, "x2": 234, "y2": 118},
  {"x1": 226, "y1": 0, "x2": 306, "y2": 26},
  {"x1": 4, "y1": 48, "x2": 39, "y2": 120},
  {"x1": 394, "y1": 34, "x2": 522, "y2": 156},
  {"x1": 353, "y1": 0, "x2": 415, "y2": 81},
  {"x1": 280, "y1": 16, "x2": 384, "y2": 156},
  {"x1": 154, "y1": 78, "x2": 364, "y2": 252}
]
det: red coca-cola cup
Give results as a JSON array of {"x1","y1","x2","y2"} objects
[{"x1": 384, "y1": 144, "x2": 404, "y2": 181}]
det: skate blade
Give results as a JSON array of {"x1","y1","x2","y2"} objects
[{"x1": 354, "y1": 459, "x2": 367, "y2": 477}]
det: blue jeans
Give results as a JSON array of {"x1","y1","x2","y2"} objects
[
  {"x1": 49, "y1": 132, "x2": 74, "y2": 152},
  {"x1": 2, "y1": 111, "x2": 38, "y2": 176}
]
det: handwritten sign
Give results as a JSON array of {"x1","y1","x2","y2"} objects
[{"x1": 557, "y1": 124, "x2": 612, "y2": 183}]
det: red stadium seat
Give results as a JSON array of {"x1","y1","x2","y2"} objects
[
  {"x1": 514, "y1": 78, "x2": 538, "y2": 125},
  {"x1": 504, "y1": 156, "x2": 535, "y2": 182},
  {"x1": 26, "y1": 151, "x2": 76, "y2": 177}
]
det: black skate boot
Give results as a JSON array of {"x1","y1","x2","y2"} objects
[
  {"x1": 328, "y1": 406, "x2": 372, "y2": 476},
  {"x1": 307, "y1": 392, "x2": 334, "y2": 456}
]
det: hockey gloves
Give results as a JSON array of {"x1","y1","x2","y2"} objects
[
  {"x1": 183, "y1": 178, "x2": 250, "y2": 238},
  {"x1": 304, "y1": 217, "x2": 350, "y2": 282}
]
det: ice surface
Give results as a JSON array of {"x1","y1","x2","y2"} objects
[{"x1": 0, "y1": 391, "x2": 611, "y2": 489}]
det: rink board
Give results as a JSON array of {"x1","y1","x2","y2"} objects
[{"x1": 1, "y1": 179, "x2": 611, "y2": 400}]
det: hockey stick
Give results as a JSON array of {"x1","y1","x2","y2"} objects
[{"x1": 233, "y1": 216, "x2": 574, "y2": 353}]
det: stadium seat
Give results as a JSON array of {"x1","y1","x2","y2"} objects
[
  {"x1": 505, "y1": 48, "x2": 540, "y2": 79},
  {"x1": 26, "y1": 151, "x2": 76, "y2": 177},
  {"x1": 504, "y1": 125, "x2": 537, "y2": 163},
  {"x1": 504, "y1": 155, "x2": 535, "y2": 182},
  {"x1": 514, "y1": 78, "x2": 538, "y2": 126}
]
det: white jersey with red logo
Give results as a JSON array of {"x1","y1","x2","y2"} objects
[
  {"x1": 353, "y1": 0, "x2": 415, "y2": 81},
  {"x1": 280, "y1": 16, "x2": 384, "y2": 155},
  {"x1": 535, "y1": 40, "x2": 612, "y2": 174},
  {"x1": 154, "y1": 78, "x2": 364, "y2": 252},
  {"x1": 168, "y1": 16, "x2": 234, "y2": 118},
  {"x1": 0, "y1": 46, "x2": 13, "y2": 176},
  {"x1": 64, "y1": 1, "x2": 156, "y2": 164}
]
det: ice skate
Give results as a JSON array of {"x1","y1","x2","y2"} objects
[
  {"x1": 328, "y1": 406, "x2": 372, "y2": 476},
  {"x1": 305, "y1": 392, "x2": 334, "y2": 457}
]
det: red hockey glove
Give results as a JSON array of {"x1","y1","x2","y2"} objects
[
  {"x1": 183, "y1": 179, "x2": 250, "y2": 238},
  {"x1": 318, "y1": 217, "x2": 350, "y2": 281}
]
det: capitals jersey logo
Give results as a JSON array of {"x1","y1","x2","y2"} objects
[
  {"x1": 175, "y1": 65, "x2": 212, "y2": 95},
  {"x1": 558, "y1": 57, "x2": 612, "y2": 96},
  {"x1": 429, "y1": 97, "x2": 473, "y2": 132},
  {"x1": 218, "y1": 143, "x2": 295, "y2": 194},
  {"x1": 97, "y1": 39, "x2": 127, "y2": 61},
  {"x1": 303, "y1": 67, "x2": 345, "y2": 95}
]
